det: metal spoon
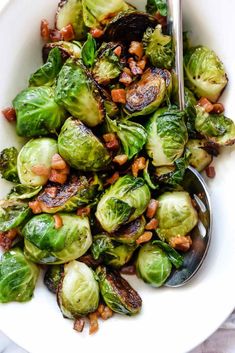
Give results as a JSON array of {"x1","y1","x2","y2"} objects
[{"x1": 164, "y1": 0, "x2": 212, "y2": 287}]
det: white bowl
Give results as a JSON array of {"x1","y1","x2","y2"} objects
[{"x1": 0, "y1": 1, "x2": 235, "y2": 353}]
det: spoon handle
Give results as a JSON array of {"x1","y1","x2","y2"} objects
[{"x1": 167, "y1": 0, "x2": 185, "y2": 110}]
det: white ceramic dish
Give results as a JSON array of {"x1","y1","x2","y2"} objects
[{"x1": 0, "y1": 1, "x2": 235, "y2": 353}]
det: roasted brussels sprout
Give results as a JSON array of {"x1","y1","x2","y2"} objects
[
  {"x1": 184, "y1": 46, "x2": 228, "y2": 102},
  {"x1": 56, "y1": 0, "x2": 87, "y2": 40},
  {"x1": 23, "y1": 213, "x2": 92, "y2": 264},
  {"x1": 105, "y1": 116, "x2": 147, "y2": 159},
  {"x1": 96, "y1": 266, "x2": 142, "y2": 315},
  {"x1": 44, "y1": 265, "x2": 64, "y2": 294},
  {"x1": 0, "y1": 200, "x2": 31, "y2": 232},
  {"x1": 156, "y1": 191, "x2": 198, "y2": 243},
  {"x1": 143, "y1": 25, "x2": 173, "y2": 69},
  {"x1": 136, "y1": 242, "x2": 172, "y2": 287},
  {"x1": 58, "y1": 118, "x2": 111, "y2": 171},
  {"x1": 17, "y1": 138, "x2": 58, "y2": 187},
  {"x1": 55, "y1": 59, "x2": 105, "y2": 127},
  {"x1": 146, "y1": 0, "x2": 167, "y2": 16},
  {"x1": 92, "y1": 42, "x2": 123, "y2": 85},
  {"x1": 186, "y1": 139, "x2": 213, "y2": 172},
  {"x1": 13, "y1": 87, "x2": 67, "y2": 137},
  {"x1": 7, "y1": 185, "x2": 42, "y2": 200},
  {"x1": 57, "y1": 261, "x2": 99, "y2": 318},
  {"x1": 195, "y1": 106, "x2": 235, "y2": 146},
  {"x1": 0, "y1": 147, "x2": 19, "y2": 183},
  {"x1": 145, "y1": 107, "x2": 188, "y2": 167},
  {"x1": 112, "y1": 216, "x2": 146, "y2": 244},
  {"x1": 96, "y1": 175, "x2": 151, "y2": 233},
  {"x1": 42, "y1": 41, "x2": 82, "y2": 62},
  {"x1": 0, "y1": 248, "x2": 39, "y2": 303},
  {"x1": 29, "y1": 48, "x2": 63, "y2": 87}
]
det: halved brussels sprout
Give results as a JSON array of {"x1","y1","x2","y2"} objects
[
  {"x1": 195, "y1": 106, "x2": 235, "y2": 146},
  {"x1": 124, "y1": 68, "x2": 167, "y2": 117},
  {"x1": 156, "y1": 191, "x2": 198, "y2": 243},
  {"x1": 23, "y1": 213, "x2": 92, "y2": 264},
  {"x1": 96, "y1": 175, "x2": 151, "y2": 233},
  {"x1": 143, "y1": 25, "x2": 173, "y2": 69},
  {"x1": 136, "y1": 242, "x2": 172, "y2": 287},
  {"x1": 42, "y1": 41, "x2": 82, "y2": 62},
  {"x1": 112, "y1": 216, "x2": 146, "y2": 244},
  {"x1": 56, "y1": 0, "x2": 87, "y2": 40},
  {"x1": 146, "y1": 0, "x2": 167, "y2": 16},
  {"x1": 29, "y1": 48, "x2": 63, "y2": 87},
  {"x1": 58, "y1": 118, "x2": 111, "y2": 171},
  {"x1": 96, "y1": 266, "x2": 142, "y2": 315},
  {"x1": 184, "y1": 46, "x2": 228, "y2": 102},
  {"x1": 55, "y1": 59, "x2": 105, "y2": 127},
  {"x1": 57, "y1": 261, "x2": 99, "y2": 318},
  {"x1": 0, "y1": 248, "x2": 39, "y2": 303},
  {"x1": 186, "y1": 139, "x2": 213, "y2": 172},
  {"x1": 0, "y1": 147, "x2": 19, "y2": 183},
  {"x1": 0, "y1": 200, "x2": 31, "y2": 232},
  {"x1": 7, "y1": 185, "x2": 42, "y2": 200},
  {"x1": 13, "y1": 87, "x2": 67, "y2": 137},
  {"x1": 44, "y1": 265, "x2": 63, "y2": 294},
  {"x1": 105, "y1": 11, "x2": 157, "y2": 43},
  {"x1": 36, "y1": 175, "x2": 100, "y2": 213},
  {"x1": 145, "y1": 107, "x2": 188, "y2": 167},
  {"x1": 17, "y1": 138, "x2": 58, "y2": 187}
]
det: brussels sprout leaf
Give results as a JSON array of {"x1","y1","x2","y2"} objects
[
  {"x1": 0, "y1": 200, "x2": 31, "y2": 232},
  {"x1": 8, "y1": 185, "x2": 42, "y2": 200},
  {"x1": 91, "y1": 234, "x2": 114, "y2": 260},
  {"x1": 0, "y1": 147, "x2": 19, "y2": 183},
  {"x1": 146, "y1": 0, "x2": 167, "y2": 16},
  {"x1": 81, "y1": 33, "x2": 96, "y2": 67},
  {"x1": 152, "y1": 240, "x2": 184, "y2": 269}
]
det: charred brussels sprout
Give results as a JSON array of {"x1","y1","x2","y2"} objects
[
  {"x1": 57, "y1": 261, "x2": 99, "y2": 318},
  {"x1": 143, "y1": 25, "x2": 173, "y2": 69},
  {"x1": 96, "y1": 175, "x2": 151, "y2": 233},
  {"x1": 0, "y1": 200, "x2": 31, "y2": 232},
  {"x1": 55, "y1": 59, "x2": 105, "y2": 127},
  {"x1": 186, "y1": 139, "x2": 213, "y2": 172},
  {"x1": 156, "y1": 191, "x2": 198, "y2": 243},
  {"x1": 17, "y1": 138, "x2": 58, "y2": 187},
  {"x1": 29, "y1": 48, "x2": 63, "y2": 87},
  {"x1": 184, "y1": 46, "x2": 228, "y2": 102},
  {"x1": 125, "y1": 68, "x2": 167, "y2": 117},
  {"x1": 96, "y1": 266, "x2": 142, "y2": 315},
  {"x1": 58, "y1": 118, "x2": 111, "y2": 171},
  {"x1": 195, "y1": 106, "x2": 235, "y2": 146},
  {"x1": 56, "y1": 0, "x2": 87, "y2": 40},
  {"x1": 0, "y1": 147, "x2": 19, "y2": 183},
  {"x1": 0, "y1": 248, "x2": 39, "y2": 303},
  {"x1": 44, "y1": 265, "x2": 63, "y2": 294},
  {"x1": 136, "y1": 242, "x2": 172, "y2": 287},
  {"x1": 7, "y1": 185, "x2": 42, "y2": 201},
  {"x1": 13, "y1": 87, "x2": 67, "y2": 137},
  {"x1": 42, "y1": 41, "x2": 82, "y2": 62},
  {"x1": 112, "y1": 216, "x2": 146, "y2": 244},
  {"x1": 145, "y1": 107, "x2": 188, "y2": 167},
  {"x1": 23, "y1": 213, "x2": 92, "y2": 264}
]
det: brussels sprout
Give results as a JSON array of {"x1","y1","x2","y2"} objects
[
  {"x1": 112, "y1": 216, "x2": 146, "y2": 244},
  {"x1": 105, "y1": 116, "x2": 147, "y2": 159},
  {"x1": 29, "y1": 48, "x2": 63, "y2": 87},
  {"x1": 96, "y1": 266, "x2": 142, "y2": 315},
  {"x1": 156, "y1": 191, "x2": 198, "y2": 243},
  {"x1": 42, "y1": 41, "x2": 82, "y2": 62},
  {"x1": 124, "y1": 68, "x2": 167, "y2": 117},
  {"x1": 56, "y1": 0, "x2": 87, "y2": 40},
  {"x1": 92, "y1": 42, "x2": 123, "y2": 85},
  {"x1": 96, "y1": 175, "x2": 151, "y2": 233},
  {"x1": 184, "y1": 46, "x2": 228, "y2": 102},
  {"x1": 55, "y1": 59, "x2": 105, "y2": 127},
  {"x1": 0, "y1": 200, "x2": 31, "y2": 232},
  {"x1": 184, "y1": 87, "x2": 198, "y2": 138},
  {"x1": 44, "y1": 265, "x2": 63, "y2": 294},
  {"x1": 0, "y1": 147, "x2": 19, "y2": 183},
  {"x1": 195, "y1": 106, "x2": 235, "y2": 146},
  {"x1": 82, "y1": 0, "x2": 129, "y2": 28},
  {"x1": 136, "y1": 242, "x2": 172, "y2": 287},
  {"x1": 36, "y1": 175, "x2": 100, "y2": 213},
  {"x1": 146, "y1": 0, "x2": 167, "y2": 17},
  {"x1": 0, "y1": 248, "x2": 39, "y2": 303},
  {"x1": 13, "y1": 87, "x2": 67, "y2": 137},
  {"x1": 17, "y1": 138, "x2": 58, "y2": 187},
  {"x1": 58, "y1": 118, "x2": 111, "y2": 171},
  {"x1": 105, "y1": 11, "x2": 157, "y2": 43},
  {"x1": 57, "y1": 261, "x2": 99, "y2": 318},
  {"x1": 186, "y1": 139, "x2": 213, "y2": 172},
  {"x1": 145, "y1": 107, "x2": 188, "y2": 167},
  {"x1": 7, "y1": 185, "x2": 42, "y2": 200},
  {"x1": 23, "y1": 213, "x2": 92, "y2": 264},
  {"x1": 143, "y1": 25, "x2": 173, "y2": 69}
]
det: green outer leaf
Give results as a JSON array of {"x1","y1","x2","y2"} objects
[
  {"x1": 91, "y1": 234, "x2": 114, "y2": 260},
  {"x1": 152, "y1": 240, "x2": 183, "y2": 269},
  {"x1": 146, "y1": 0, "x2": 167, "y2": 16},
  {"x1": 0, "y1": 248, "x2": 39, "y2": 303},
  {"x1": 8, "y1": 185, "x2": 42, "y2": 200},
  {"x1": 143, "y1": 159, "x2": 159, "y2": 190},
  {"x1": 81, "y1": 33, "x2": 96, "y2": 67},
  {"x1": 0, "y1": 200, "x2": 31, "y2": 232},
  {"x1": 0, "y1": 147, "x2": 19, "y2": 183}
]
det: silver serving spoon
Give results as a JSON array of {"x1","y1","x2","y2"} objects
[{"x1": 164, "y1": 0, "x2": 212, "y2": 287}]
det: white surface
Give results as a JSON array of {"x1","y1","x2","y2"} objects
[{"x1": 0, "y1": 1, "x2": 235, "y2": 353}]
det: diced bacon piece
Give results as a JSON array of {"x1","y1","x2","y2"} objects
[
  {"x1": 129, "y1": 41, "x2": 144, "y2": 59},
  {"x1": 2, "y1": 107, "x2": 16, "y2": 122},
  {"x1": 197, "y1": 97, "x2": 214, "y2": 113},
  {"x1": 113, "y1": 154, "x2": 128, "y2": 165},
  {"x1": 103, "y1": 133, "x2": 119, "y2": 150},
  {"x1": 49, "y1": 169, "x2": 67, "y2": 184},
  {"x1": 205, "y1": 165, "x2": 216, "y2": 178},
  {"x1": 136, "y1": 231, "x2": 153, "y2": 244},
  {"x1": 100, "y1": 306, "x2": 113, "y2": 320},
  {"x1": 51, "y1": 154, "x2": 67, "y2": 170},
  {"x1": 29, "y1": 200, "x2": 42, "y2": 214},
  {"x1": 128, "y1": 58, "x2": 143, "y2": 76},
  {"x1": 88, "y1": 312, "x2": 99, "y2": 335},
  {"x1": 119, "y1": 71, "x2": 132, "y2": 86},
  {"x1": 111, "y1": 89, "x2": 126, "y2": 104},
  {"x1": 137, "y1": 56, "x2": 147, "y2": 71},
  {"x1": 113, "y1": 46, "x2": 122, "y2": 57},
  {"x1": 131, "y1": 157, "x2": 146, "y2": 177},
  {"x1": 90, "y1": 28, "x2": 104, "y2": 38},
  {"x1": 73, "y1": 318, "x2": 85, "y2": 332},
  {"x1": 146, "y1": 199, "x2": 159, "y2": 219},
  {"x1": 41, "y1": 19, "x2": 50, "y2": 41},
  {"x1": 145, "y1": 218, "x2": 158, "y2": 230},
  {"x1": 169, "y1": 235, "x2": 192, "y2": 252},
  {"x1": 60, "y1": 24, "x2": 75, "y2": 41},
  {"x1": 106, "y1": 172, "x2": 119, "y2": 185}
]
